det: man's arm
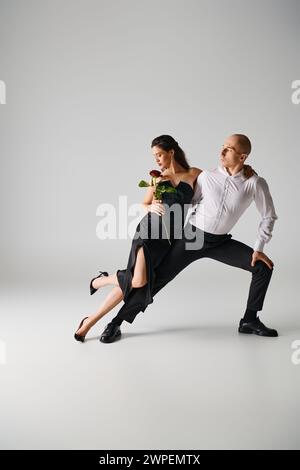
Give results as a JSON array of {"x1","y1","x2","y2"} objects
[{"x1": 252, "y1": 177, "x2": 278, "y2": 268}]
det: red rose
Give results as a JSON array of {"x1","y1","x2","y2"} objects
[{"x1": 149, "y1": 170, "x2": 161, "y2": 177}]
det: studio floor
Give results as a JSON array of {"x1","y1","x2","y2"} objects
[{"x1": 1, "y1": 275, "x2": 299, "y2": 450}]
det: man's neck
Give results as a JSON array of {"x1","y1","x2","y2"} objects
[{"x1": 223, "y1": 163, "x2": 244, "y2": 176}]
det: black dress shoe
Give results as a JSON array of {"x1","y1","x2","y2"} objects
[
  {"x1": 74, "y1": 316, "x2": 89, "y2": 342},
  {"x1": 90, "y1": 271, "x2": 108, "y2": 295},
  {"x1": 238, "y1": 317, "x2": 278, "y2": 337},
  {"x1": 100, "y1": 322, "x2": 121, "y2": 343}
]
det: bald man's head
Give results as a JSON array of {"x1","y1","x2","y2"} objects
[
  {"x1": 231, "y1": 134, "x2": 252, "y2": 156},
  {"x1": 220, "y1": 134, "x2": 253, "y2": 171}
]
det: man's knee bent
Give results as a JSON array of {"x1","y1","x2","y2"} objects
[{"x1": 254, "y1": 260, "x2": 274, "y2": 279}]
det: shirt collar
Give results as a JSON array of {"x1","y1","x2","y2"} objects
[{"x1": 218, "y1": 164, "x2": 244, "y2": 178}]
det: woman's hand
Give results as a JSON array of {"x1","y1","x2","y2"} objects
[
  {"x1": 243, "y1": 164, "x2": 258, "y2": 179},
  {"x1": 148, "y1": 198, "x2": 165, "y2": 216}
]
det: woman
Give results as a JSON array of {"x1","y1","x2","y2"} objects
[{"x1": 74, "y1": 135, "x2": 200, "y2": 342}]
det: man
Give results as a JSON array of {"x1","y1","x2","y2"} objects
[{"x1": 101, "y1": 134, "x2": 278, "y2": 342}]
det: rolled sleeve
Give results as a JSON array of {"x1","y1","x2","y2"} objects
[{"x1": 253, "y1": 177, "x2": 278, "y2": 252}]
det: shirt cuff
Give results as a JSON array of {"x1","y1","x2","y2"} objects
[
  {"x1": 184, "y1": 205, "x2": 194, "y2": 226},
  {"x1": 254, "y1": 239, "x2": 265, "y2": 252}
]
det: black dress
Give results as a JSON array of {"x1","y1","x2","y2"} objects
[{"x1": 116, "y1": 180, "x2": 194, "y2": 314}]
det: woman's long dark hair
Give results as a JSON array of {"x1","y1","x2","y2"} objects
[{"x1": 151, "y1": 135, "x2": 190, "y2": 170}]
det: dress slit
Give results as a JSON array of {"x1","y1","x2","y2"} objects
[{"x1": 117, "y1": 239, "x2": 154, "y2": 309}]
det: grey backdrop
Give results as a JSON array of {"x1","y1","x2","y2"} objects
[
  {"x1": 0, "y1": 0, "x2": 299, "y2": 285},
  {"x1": 0, "y1": 0, "x2": 299, "y2": 450}
]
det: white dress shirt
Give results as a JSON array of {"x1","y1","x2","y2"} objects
[{"x1": 186, "y1": 165, "x2": 278, "y2": 252}]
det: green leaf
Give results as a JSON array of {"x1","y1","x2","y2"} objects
[
  {"x1": 154, "y1": 184, "x2": 177, "y2": 199},
  {"x1": 138, "y1": 180, "x2": 150, "y2": 187},
  {"x1": 164, "y1": 186, "x2": 177, "y2": 193}
]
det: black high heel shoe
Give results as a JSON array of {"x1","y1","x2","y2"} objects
[
  {"x1": 89, "y1": 271, "x2": 108, "y2": 295},
  {"x1": 74, "y1": 316, "x2": 89, "y2": 342}
]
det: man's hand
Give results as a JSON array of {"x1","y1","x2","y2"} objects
[{"x1": 251, "y1": 251, "x2": 274, "y2": 269}]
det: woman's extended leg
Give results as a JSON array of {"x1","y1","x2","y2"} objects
[
  {"x1": 91, "y1": 273, "x2": 119, "y2": 290},
  {"x1": 91, "y1": 247, "x2": 147, "y2": 291},
  {"x1": 75, "y1": 247, "x2": 148, "y2": 336},
  {"x1": 75, "y1": 286, "x2": 124, "y2": 336}
]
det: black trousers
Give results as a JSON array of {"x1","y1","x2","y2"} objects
[{"x1": 115, "y1": 223, "x2": 274, "y2": 324}]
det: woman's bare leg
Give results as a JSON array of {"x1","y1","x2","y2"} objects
[
  {"x1": 75, "y1": 286, "x2": 124, "y2": 336},
  {"x1": 92, "y1": 246, "x2": 147, "y2": 290},
  {"x1": 76, "y1": 247, "x2": 148, "y2": 336},
  {"x1": 131, "y1": 246, "x2": 147, "y2": 288},
  {"x1": 92, "y1": 273, "x2": 119, "y2": 290}
]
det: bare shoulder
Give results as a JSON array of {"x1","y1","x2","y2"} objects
[{"x1": 189, "y1": 167, "x2": 202, "y2": 177}]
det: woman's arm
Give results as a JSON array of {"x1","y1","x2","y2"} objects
[
  {"x1": 142, "y1": 185, "x2": 155, "y2": 212},
  {"x1": 189, "y1": 167, "x2": 202, "y2": 189},
  {"x1": 190, "y1": 167, "x2": 202, "y2": 177},
  {"x1": 243, "y1": 164, "x2": 258, "y2": 179}
]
